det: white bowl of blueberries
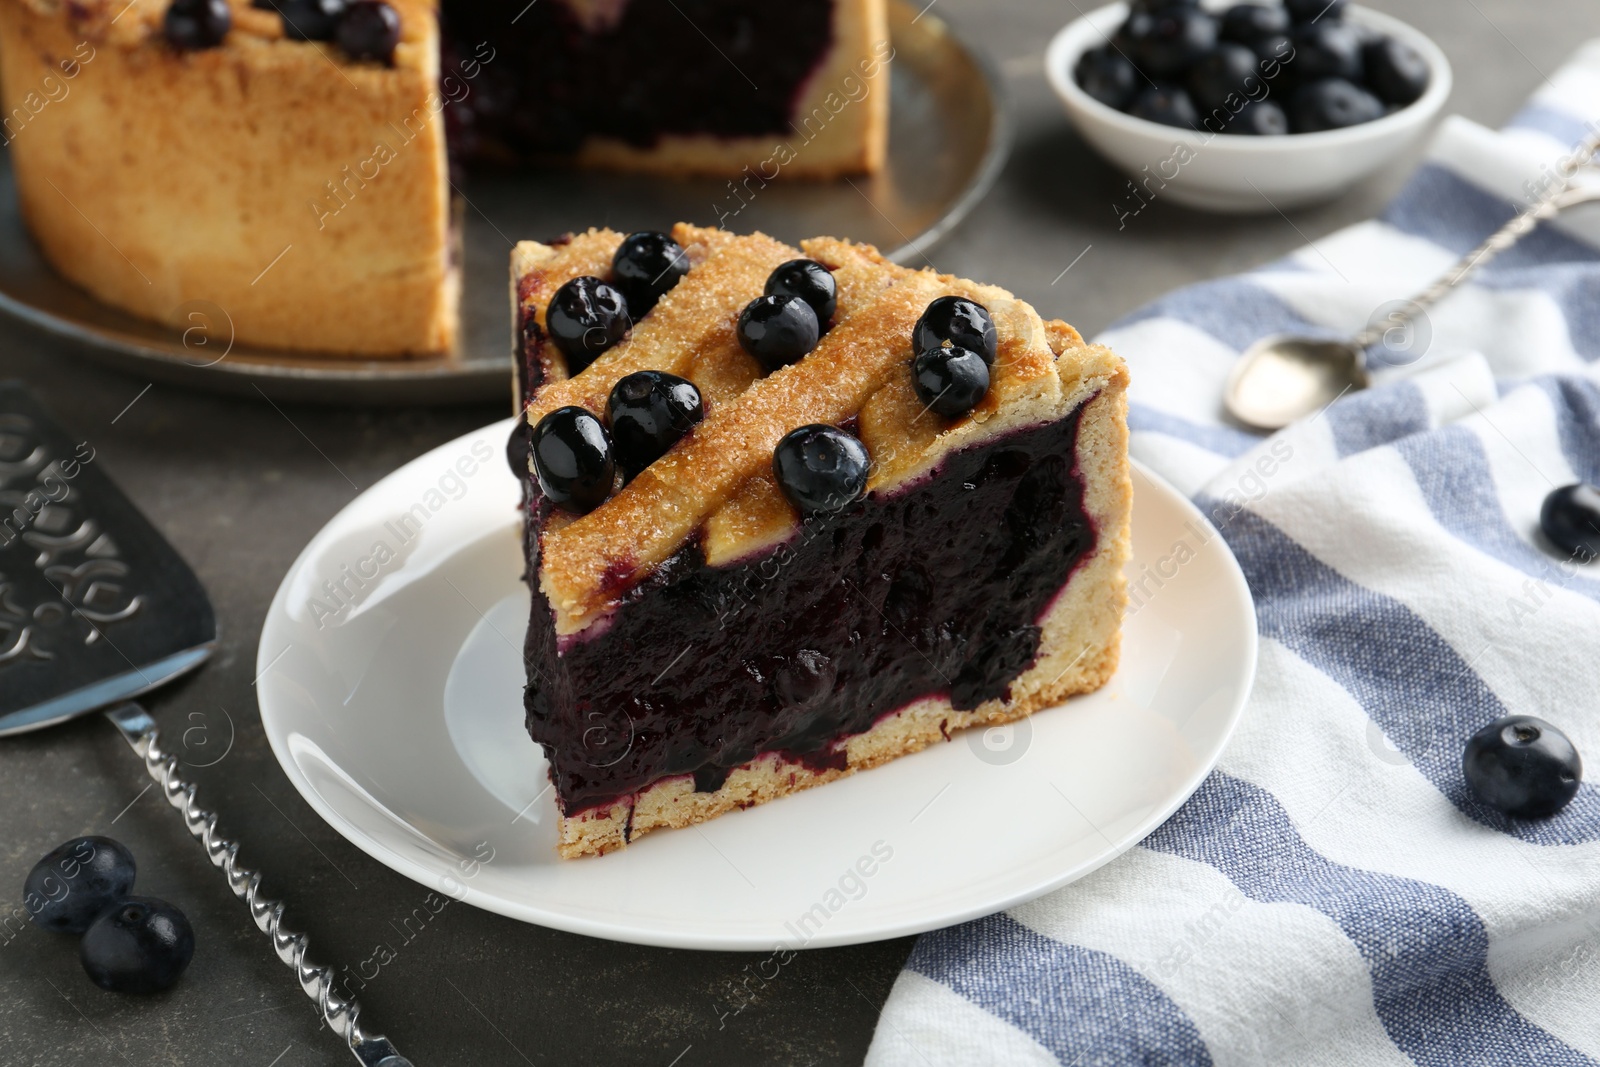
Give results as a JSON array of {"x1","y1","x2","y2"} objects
[{"x1": 1046, "y1": 0, "x2": 1452, "y2": 212}]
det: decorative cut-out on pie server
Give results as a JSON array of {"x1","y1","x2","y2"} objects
[{"x1": 0, "y1": 382, "x2": 410, "y2": 1067}]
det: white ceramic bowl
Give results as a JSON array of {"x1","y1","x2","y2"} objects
[{"x1": 1045, "y1": 3, "x2": 1453, "y2": 213}]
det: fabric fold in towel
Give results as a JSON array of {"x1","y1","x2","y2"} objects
[{"x1": 867, "y1": 38, "x2": 1600, "y2": 1067}]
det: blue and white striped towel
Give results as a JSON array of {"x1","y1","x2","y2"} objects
[{"x1": 866, "y1": 40, "x2": 1600, "y2": 1067}]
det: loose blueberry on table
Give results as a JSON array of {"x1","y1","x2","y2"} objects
[
  {"x1": 611, "y1": 231, "x2": 689, "y2": 317},
  {"x1": 164, "y1": 0, "x2": 232, "y2": 50},
  {"x1": 80, "y1": 897, "x2": 195, "y2": 995},
  {"x1": 336, "y1": 0, "x2": 401, "y2": 64},
  {"x1": 1076, "y1": 0, "x2": 1428, "y2": 135},
  {"x1": 23, "y1": 837, "x2": 137, "y2": 935},
  {"x1": 772, "y1": 425, "x2": 871, "y2": 515},
  {"x1": 737, "y1": 294, "x2": 821, "y2": 373},
  {"x1": 1539, "y1": 483, "x2": 1600, "y2": 559},
  {"x1": 913, "y1": 295, "x2": 998, "y2": 365},
  {"x1": 546, "y1": 276, "x2": 631, "y2": 374},
  {"x1": 606, "y1": 370, "x2": 703, "y2": 477},
  {"x1": 531, "y1": 406, "x2": 615, "y2": 512},
  {"x1": 764, "y1": 259, "x2": 838, "y2": 325},
  {"x1": 1463, "y1": 716, "x2": 1582, "y2": 818}
]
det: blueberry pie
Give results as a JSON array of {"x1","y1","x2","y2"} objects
[
  {"x1": 0, "y1": 0, "x2": 889, "y2": 356},
  {"x1": 511, "y1": 225, "x2": 1131, "y2": 858}
]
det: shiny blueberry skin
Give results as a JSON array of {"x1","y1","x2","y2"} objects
[
  {"x1": 1130, "y1": 9, "x2": 1218, "y2": 79},
  {"x1": 1252, "y1": 33, "x2": 1295, "y2": 69},
  {"x1": 772, "y1": 425, "x2": 870, "y2": 515},
  {"x1": 1111, "y1": 11, "x2": 1154, "y2": 54},
  {"x1": 336, "y1": 0, "x2": 401, "y2": 63},
  {"x1": 80, "y1": 897, "x2": 194, "y2": 994},
  {"x1": 1288, "y1": 78, "x2": 1383, "y2": 132},
  {"x1": 1463, "y1": 716, "x2": 1582, "y2": 819},
  {"x1": 606, "y1": 371, "x2": 703, "y2": 476},
  {"x1": 737, "y1": 295, "x2": 820, "y2": 373},
  {"x1": 913, "y1": 296, "x2": 998, "y2": 366},
  {"x1": 274, "y1": 0, "x2": 347, "y2": 40},
  {"x1": 1130, "y1": 83, "x2": 1200, "y2": 129},
  {"x1": 546, "y1": 276, "x2": 630, "y2": 374},
  {"x1": 1362, "y1": 37, "x2": 1428, "y2": 106},
  {"x1": 24, "y1": 837, "x2": 136, "y2": 935},
  {"x1": 764, "y1": 259, "x2": 838, "y2": 324},
  {"x1": 1228, "y1": 99, "x2": 1290, "y2": 135},
  {"x1": 1290, "y1": 22, "x2": 1363, "y2": 83},
  {"x1": 506, "y1": 419, "x2": 531, "y2": 478},
  {"x1": 912, "y1": 346, "x2": 990, "y2": 419},
  {"x1": 164, "y1": 0, "x2": 232, "y2": 49},
  {"x1": 1129, "y1": 0, "x2": 1199, "y2": 14},
  {"x1": 1540, "y1": 484, "x2": 1600, "y2": 559},
  {"x1": 530, "y1": 407, "x2": 615, "y2": 512},
  {"x1": 611, "y1": 232, "x2": 689, "y2": 317},
  {"x1": 1188, "y1": 42, "x2": 1261, "y2": 112},
  {"x1": 1074, "y1": 46, "x2": 1140, "y2": 111},
  {"x1": 1219, "y1": 3, "x2": 1289, "y2": 44},
  {"x1": 1285, "y1": 0, "x2": 1346, "y2": 23}
]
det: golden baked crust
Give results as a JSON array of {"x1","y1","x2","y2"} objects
[
  {"x1": 0, "y1": 0, "x2": 456, "y2": 357},
  {"x1": 511, "y1": 227, "x2": 1132, "y2": 858},
  {"x1": 523, "y1": 233, "x2": 1079, "y2": 632}
]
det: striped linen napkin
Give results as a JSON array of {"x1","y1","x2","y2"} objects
[{"x1": 866, "y1": 40, "x2": 1600, "y2": 1067}]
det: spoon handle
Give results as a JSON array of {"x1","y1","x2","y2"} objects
[
  {"x1": 105, "y1": 704, "x2": 411, "y2": 1067},
  {"x1": 1353, "y1": 132, "x2": 1600, "y2": 351}
]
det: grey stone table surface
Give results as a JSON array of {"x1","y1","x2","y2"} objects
[{"x1": 1, "y1": 2, "x2": 1594, "y2": 1064}]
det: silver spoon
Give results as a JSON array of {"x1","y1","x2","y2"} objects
[{"x1": 1225, "y1": 134, "x2": 1600, "y2": 431}]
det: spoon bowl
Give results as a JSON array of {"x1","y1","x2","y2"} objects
[{"x1": 1225, "y1": 336, "x2": 1370, "y2": 431}]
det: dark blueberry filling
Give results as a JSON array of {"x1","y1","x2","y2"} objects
[
  {"x1": 441, "y1": 0, "x2": 835, "y2": 159},
  {"x1": 522, "y1": 405, "x2": 1096, "y2": 814}
]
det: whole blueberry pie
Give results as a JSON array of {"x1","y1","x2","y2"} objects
[
  {"x1": 0, "y1": 0, "x2": 889, "y2": 357},
  {"x1": 511, "y1": 225, "x2": 1132, "y2": 858}
]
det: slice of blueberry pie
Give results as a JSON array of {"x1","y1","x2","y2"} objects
[{"x1": 511, "y1": 225, "x2": 1131, "y2": 858}]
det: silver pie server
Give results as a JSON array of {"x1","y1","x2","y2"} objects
[
  {"x1": 0, "y1": 383, "x2": 410, "y2": 1067},
  {"x1": 1225, "y1": 133, "x2": 1600, "y2": 431}
]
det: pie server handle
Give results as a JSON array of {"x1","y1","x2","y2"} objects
[{"x1": 105, "y1": 703, "x2": 413, "y2": 1067}]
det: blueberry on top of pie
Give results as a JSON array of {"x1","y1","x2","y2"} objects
[{"x1": 511, "y1": 224, "x2": 1131, "y2": 858}]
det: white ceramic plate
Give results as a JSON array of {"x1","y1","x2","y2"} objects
[{"x1": 257, "y1": 418, "x2": 1257, "y2": 950}]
